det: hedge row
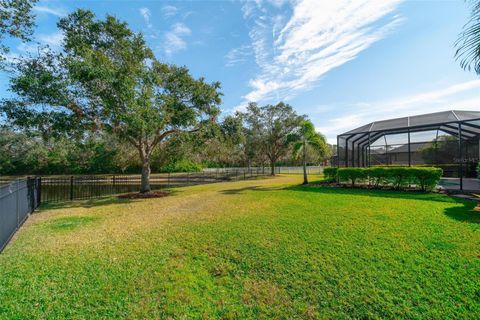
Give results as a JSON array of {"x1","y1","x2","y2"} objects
[
  {"x1": 323, "y1": 167, "x2": 338, "y2": 181},
  {"x1": 323, "y1": 167, "x2": 443, "y2": 191}
]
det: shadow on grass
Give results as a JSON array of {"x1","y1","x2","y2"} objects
[
  {"x1": 286, "y1": 184, "x2": 480, "y2": 224},
  {"x1": 39, "y1": 197, "x2": 135, "y2": 211},
  {"x1": 39, "y1": 189, "x2": 181, "y2": 211},
  {"x1": 287, "y1": 184, "x2": 456, "y2": 203},
  {"x1": 444, "y1": 204, "x2": 480, "y2": 223},
  {"x1": 220, "y1": 186, "x2": 281, "y2": 195}
]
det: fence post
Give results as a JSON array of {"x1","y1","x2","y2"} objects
[
  {"x1": 27, "y1": 177, "x2": 31, "y2": 210},
  {"x1": 70, "y1": 176, "x2": 74, "y2": 201},
  {"x1": 37, "y1": 176, "x2": 42, "y2": 206},
  {"x1": 16, "y1": 179, "x2": 19, "y2": 228},
  {"x1": 27, "y1": 177, "x2": 33, "y2": 211},
  {"x1": 168, "y1": 172, "x2": 170, "y2": 188}
]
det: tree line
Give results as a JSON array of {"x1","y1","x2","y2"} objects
[{"x1": 0, "y1": 102, "x2": 332, "y2": 180}]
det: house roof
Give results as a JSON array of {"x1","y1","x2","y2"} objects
[{"x1": 342, "y1": 110, "x2": 480, "y2": 136}]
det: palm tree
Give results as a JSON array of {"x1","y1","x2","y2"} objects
[
  {"x1": 455, "y1": 1, "x2": 480, "y2": 73},
  {"x1": 292, "y1": 120, "x2": 328, "y2": 185}
]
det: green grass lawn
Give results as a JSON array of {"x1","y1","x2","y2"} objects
[{"x1": 1, "y1": 175, "x2": 479, "y2": 319}]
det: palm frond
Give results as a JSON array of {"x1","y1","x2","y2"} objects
[{"x1": 455, "y1": 1, "x2": 480, "y2": 74}]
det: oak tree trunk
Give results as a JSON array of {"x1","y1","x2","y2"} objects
[
  {"x1": 140, "y1": 160, "x2": 151, "y2": 193},
  {"x1": 271, "y1": 161, "x2": 276, "y2": 176}
]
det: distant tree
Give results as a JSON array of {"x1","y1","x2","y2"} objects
[
  {"x1": 0, "y1": 0, "x2": 37, "y2": 65},
  {"x1": 455, "y1": 1, "x2": 480, "y2": 73},
  {"x1": 148, "y1": 116, "x2": 244, "y2": 170},
  {"x1": 242, "y1": 102, "x2": 303, "y2": 175},
  {"x1": 0, "y1": 128, "x2": 135, "y2": 175},
  {"x1": 216, "y1": 114, "x2": 245, "y2": 165},
  {"x1": 2, "y1": 9, "x2": 221, "y2": 192},
  {"x1": 420, "y1": 135, "x2": 458, "y2": 164},
  {"x1": 238, "y1": 107, "x2": 264, "y2": 170},
  {"x1": 292, "y1": 120, "x2": 328, "y2": 184}
]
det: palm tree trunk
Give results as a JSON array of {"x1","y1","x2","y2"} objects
[{"x1": 302, "y1": 140, "x2": 308, "y2": 185}]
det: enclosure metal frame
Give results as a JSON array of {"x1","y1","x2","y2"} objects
[{"x1": 337, "y1": 111, "x2": 480, "y2": 191}]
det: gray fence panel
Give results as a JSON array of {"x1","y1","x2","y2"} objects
[
  {"x1": 17, "y1": 180, "x2": 30, "y2": 226},
  {"x1": 0, "y1": 184, "x2": 19, "y2": 252},
  {"x1": 0, "y1": 178, "x2": 40, "y2": 253}
]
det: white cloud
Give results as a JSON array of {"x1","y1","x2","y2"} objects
[
  {"x1": 162, "y1": 23, "x2": 191, "y2": 56},
  {"x1": 225, "y1": 45, "x2": 252, "y2": 67},
  {"x1": 38, "y1": 31, "x2": 64, "y2": 49},
  {"x1": 171, "y1": 23, "x2": 190, "y2": 35},
  {"x1": 34, "y1": 5, "x2": 67, "y2": 17},
  {"x1": 267, "y1": 0, "x2": 288, "y2": 8},
  {"x1": 162, "y1": 5, "x2": 178, "y2": 17},
  {"x1": 240, "y1": 0, "x2": 404, "y2": 105},
  {"x1": 139, "y1": 7, "x2": 151, "y2": 26},
  {"x1": 15, "y1": 31, "x2": 64, "y2": 55},
  {"x1": 316, "y1": 80, "x2": 480, "y2": 144},
  {"x1": 3, "y1": 52, "x2": 20, "y2": 64}
]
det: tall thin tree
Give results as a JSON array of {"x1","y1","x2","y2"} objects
[{"x1": 292, "y1": 120, "x2": 327, "y2": 185}]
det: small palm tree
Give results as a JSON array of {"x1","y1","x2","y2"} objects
[
  {"x1": 292, "y1": 120, "x2": 328, "y2": 185},
  {"x1": 455, "y1": 1, "x2": 480, "y2": 73}
]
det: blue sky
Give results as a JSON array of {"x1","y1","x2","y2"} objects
[{"x1": 2, "y1": 0, "x2": 479, "y2": 143}]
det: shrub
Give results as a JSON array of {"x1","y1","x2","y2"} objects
[
  {"x1": 368, "y1": 167, "x2": 387, "y2": 187},
  {"x1": 323, "y1": 167, "x2": 338, "y2": 181},
  {"x1": 384, "y1": 167, "x2": 412, "y2": 189},
  {"x1": 411, "y1": 167, "x2": 443, "y2": 191},
  {"x1": 337, "y1": 168, "x2": 367, "y2": 186},
  {"x1": 162, "y1": 159, "x2": 203, "y2": 173},
  {"x1": 336, "y1": 166, "x2": 443, "y2": 191},
  {"x1": 477, "y1": 161, "x2": 480, "y2": 179}
]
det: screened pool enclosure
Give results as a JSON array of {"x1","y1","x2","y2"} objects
[{"x1": 337, "y1": 110, "x2": 480, "y2": 191}]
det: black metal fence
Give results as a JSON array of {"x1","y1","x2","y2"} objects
[
  {"x1": 0, "y1": 177, "x2": 41, "y2": 252},
  {"x1": 39, "y1": 168, "x2": 268, "y2": 203},
  {"x1": 204, "y1": 166, "x2": 324, "y2": 175}
]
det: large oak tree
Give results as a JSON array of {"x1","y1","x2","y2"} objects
[{"x1": 1, "y1": 9, "x2": 221, "y2": 192}]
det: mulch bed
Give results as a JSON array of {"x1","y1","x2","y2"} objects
[{"x1": 118, "y1": 191, "x2": 171, "y2": 199}]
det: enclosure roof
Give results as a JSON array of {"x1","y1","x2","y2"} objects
[{"x1": 341, "y1": 110, "x2": 480, "y2": 136}]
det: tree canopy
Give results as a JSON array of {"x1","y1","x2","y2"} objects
[
  {"x1": 2, "y1": 9, "x2": 222, "y2": 192},
  {"x1": 0, "y1": 0, "x2": 37, "y2": 65}
]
